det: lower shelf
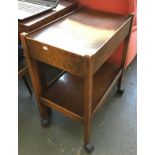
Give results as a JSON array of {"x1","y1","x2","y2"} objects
[{"x1": 40, "y1": 62, "x2": 121, "y2": 120}]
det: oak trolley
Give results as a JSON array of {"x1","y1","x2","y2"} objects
[{"x1": 21, "y1": 8, "x2": 133, "y2": 153}]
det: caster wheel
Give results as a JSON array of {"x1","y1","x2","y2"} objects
[
  {"x1": 117, "y1": 88, "x2": 125, "y2": 95},
  {"x1": 84, "y1": 144, "x2": 94, "y2": 153},
  {"x1": 41, "y1": 118, "x2": 50, "y2": 128}
]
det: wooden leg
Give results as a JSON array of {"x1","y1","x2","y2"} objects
[
  {"x1": 30, "y1": 59, "x2": 51, "y2": 128},
  {"x1": 117, "y1": 15, "x2": 134, "y2": 95},
  {"x1": 22, "y1": 75, "x2": 32, "y2": 96},
  {"x1": 117, "y1": 74, "x2": 125, "y2": 95},
  {"x1": 20, "y1": 33, "x2": 51, "y2": 128},
  {"x1": 117, "y1": 37, "x2": 130, "y2": 95},
  {"x1": 83, "y1": 56, "x2": 94, "y2": 153}
]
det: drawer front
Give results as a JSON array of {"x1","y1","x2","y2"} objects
[{"x1": 26, "y1": 39, "x2": 84, "y2": 77}]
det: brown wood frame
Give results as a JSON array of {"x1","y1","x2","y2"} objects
[{"x1": 20, "y1": 8, "x2": 134, "y2": 147}]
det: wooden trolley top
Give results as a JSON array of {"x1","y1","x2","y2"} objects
[{"x1": 24, "y1": 8, "x2": 132, "y2": 77}]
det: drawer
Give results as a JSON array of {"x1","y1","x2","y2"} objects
[{"x1": 26, "y1": 39, "x2": 84, "y2": 77}]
